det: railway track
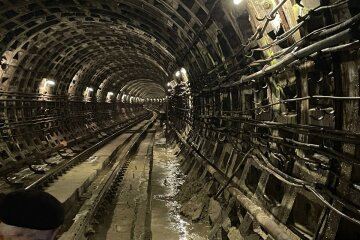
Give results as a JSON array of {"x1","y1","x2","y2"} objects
[
  {"x1": 0, "y1": 113, "x2": 212, "y2": 240},
  {"x1": 0, "y1": 111, "x2": 157, "y2": 240},
  {"x1": 51, "y1": 113, "x2": 157, "y2": 240},
  {"x1": 0, "y1": 112, "x2": 151, "y2": 192}
]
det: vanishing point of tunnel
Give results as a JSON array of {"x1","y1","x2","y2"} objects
[{"x1": 0, "y1": 0, "x2": 359, "y2": 239}]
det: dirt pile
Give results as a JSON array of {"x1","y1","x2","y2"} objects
[{"x1": 176, "y1": 177, "x2": 210, "y2": 222}]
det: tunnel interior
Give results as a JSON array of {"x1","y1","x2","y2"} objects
[{"x1": 0, "y1": 0, "x2": 360, "y2": 239}]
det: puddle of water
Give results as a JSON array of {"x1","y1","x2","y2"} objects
[{"x1": 152, "y1": 147, "x2": 210, "y2": 240}]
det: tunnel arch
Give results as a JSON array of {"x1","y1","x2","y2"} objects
[
  {"x1": 0, "y1": 0, "x2": 252, "y2": 97},
  {"x1": 1, "y1": 20, "x2": 176, "y2": 97},
  {"x1": 0, "y1": 1, "x2": 360, "y2": 239},
  {"x1": 120, "y1": 79, "x2": 167, "y2": 99}
]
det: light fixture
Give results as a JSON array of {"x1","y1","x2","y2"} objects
[
  {"x1": 88, "y1": 87, "x2": 94, "y2": 92},
  {"x1": 1, "y1": 56, "x2": 7, "y2": 70},
  {"x1": 167, "y1": 82, "x2": 171, "y2": 87},
  {"x1": 175, "y1": 71, "x2": 181, "y2": 77},
  {"x1": 44, "y1": 78, "x2": 56, "y2": 86},
  {"x1": 108, "y1": 92, "x2": 114, "y2": 96},
  {"x1": 180, "y1": 68, "x2": 187, "y2": 74},
  {"x1": 233, "y1": 0, "x2": 242, "y2": 5}
]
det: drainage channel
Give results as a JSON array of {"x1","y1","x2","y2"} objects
[{"x1": 150, "y1": 131, "x2": 211, "y2": 240}]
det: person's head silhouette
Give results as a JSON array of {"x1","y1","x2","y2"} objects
[{"x1": 0, "y1": 190, "x2": 64, "y2": 240}]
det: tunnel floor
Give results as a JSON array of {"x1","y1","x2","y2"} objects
[
  {"x1": 51, "y1": 122, "x2": 211, "y2": 240},
  {"x1": 150, "y1": 131, "x2": 210, "y2": 240}
]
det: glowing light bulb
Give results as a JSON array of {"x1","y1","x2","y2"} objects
[
  {"x1": 88, "y1": 87, "x2": 94, "y2": 92},
  {"x1": 45, "y1": 79, "x2": 56, "y2": 86},
  {"x1": 234, "y1": 0, "x2": 242, "y2": 5},
  {"x1": 175, "y1": 71, "x2": 181, "y2": 77}
]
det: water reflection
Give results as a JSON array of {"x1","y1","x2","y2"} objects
[{"x1": 153, "y1": 146, "x2": 209, "y2": 240}]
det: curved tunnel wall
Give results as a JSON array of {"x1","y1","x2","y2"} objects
[
  {"x1": 167, "y1": 1, "x2": 360, "y2": 239},
  {"x1": 0, "y1": 0, "x2": 360, "y2": 239}
]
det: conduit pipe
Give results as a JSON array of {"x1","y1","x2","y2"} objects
[
  {"x1": 223, "y1": 28, "x2": 354, "y2": 88},
  {"x1": 197, "y1": 14, "x2": 360, "y2": 92},
  {"x1": 172, "y1": 127, "x2": 293, "y2": 240},
  {"x1": 253, "y1": 1, "x2": 355, "y2": 52}
]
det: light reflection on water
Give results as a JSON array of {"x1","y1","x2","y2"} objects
[{"x1": 153, "y1": 147, "x2": 209, "y2": 240}]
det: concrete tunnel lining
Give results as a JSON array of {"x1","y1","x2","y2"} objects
[{"x1": 0, "y1": 0, "x2": 360, "y2": 239}]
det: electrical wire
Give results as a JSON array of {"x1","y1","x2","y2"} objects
[{"x1": 214, "y1": 147, "x2": 255, "y2": 199}]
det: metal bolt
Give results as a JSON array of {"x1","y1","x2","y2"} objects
[{"x1": 263, "y1": 1, "x2": 272, "y2": 9}]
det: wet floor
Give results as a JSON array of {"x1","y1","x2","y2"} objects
[
  {"x1": 151, "y1": 135, "x2": 210, "y2": 240},
  {"x1": 90, "y1": 126, "x2": 210, "y2": 240}
]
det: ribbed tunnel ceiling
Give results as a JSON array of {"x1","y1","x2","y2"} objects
[
  {"x1": 1, "y1": 1, "x2": 360, "y2": 239},
  {"x1": 0, "y1": 0, "x2": 227, "y2": 99},
  {"x1": 2, "y1": 0, "x2": 358, "y2": 100},
  {"x1": 0, "y1": 0, "x2": 256, "y2": 100}
]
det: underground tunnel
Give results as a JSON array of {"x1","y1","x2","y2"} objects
[{"x1": 0, "y1": 0, "x2": 359, "y2": 239}]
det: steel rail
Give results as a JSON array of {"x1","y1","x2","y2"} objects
[
  {"x1": 0, "y1": 114, "x2": 147, "y2": 179},
  {"x1": 24, "y1": 112, "x2": 151, "y2": 190},
  {"x1": 60, "y1": 113, "x2": 157, "y2": 240}
]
